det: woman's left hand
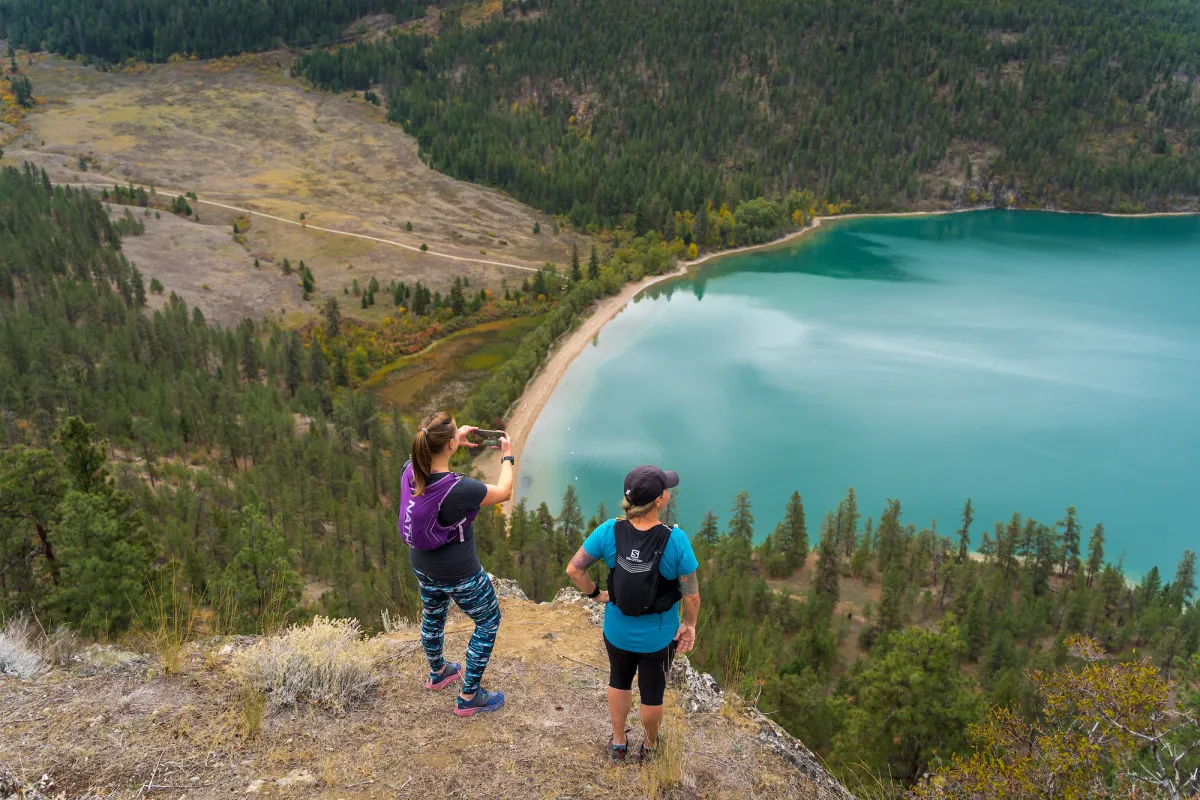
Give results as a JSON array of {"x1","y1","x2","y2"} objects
[{"x1": 456, "y1": 425, "x2": 479, "y2": 448}]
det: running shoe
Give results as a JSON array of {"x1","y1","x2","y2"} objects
[
  {"x1": 454, "y1": 688, "x2": 505, "y2": 717},
  {"x1": 425, "y1": 662, "x2": 462, "y2": 691}
]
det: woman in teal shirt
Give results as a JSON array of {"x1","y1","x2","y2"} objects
[{"x1": 565, "y1": 465, "x2": 702, "y2": 764}]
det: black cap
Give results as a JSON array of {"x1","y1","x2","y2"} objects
[{"x1": 623, "y1": 465, "x2": 680, "y2": 506}]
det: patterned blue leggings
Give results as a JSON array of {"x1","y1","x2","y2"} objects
[{"x1": 415, "y1": 568, "x2": 502, "y2": 695}]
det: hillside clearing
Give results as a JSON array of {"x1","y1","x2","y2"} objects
[{"x1": 3, "y1": 48, "x2": 575, "y2": 323}]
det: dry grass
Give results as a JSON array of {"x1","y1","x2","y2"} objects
[
  {"x1": 1, "y1": 593, "x2": 839, "y2": 799},
  {"x1": 5, "y1": 50, "x2": 578, "y2": 326},
  {"x1": 237, "y1": 685, "x2": 268, "y2": 739},
  {"x1": 640, "y1": 705, "x2": 687, "y2": 798},
  {"x1": 131, "y1": 570, "x2": 197, "y2": 675},
  {"x1": 231, "y1": 617, "x2": 386, "y2": 711},
  {"x1": 380, "y1": 608, "x2": 414, "y2": 633}
]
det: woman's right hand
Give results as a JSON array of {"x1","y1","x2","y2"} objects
[{"x1": 498, "y1": 434, "x2": 513, "y2": 458}]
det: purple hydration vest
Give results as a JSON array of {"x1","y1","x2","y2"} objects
[{"x1": 398, "y1": 463, "x2": 480, "y2": 551}]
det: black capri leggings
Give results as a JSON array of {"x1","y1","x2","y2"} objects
[{"x1": 604, "y1": 635, "x2": 678, "y2": 706}]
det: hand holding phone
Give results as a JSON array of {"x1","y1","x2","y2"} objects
[{"x1": 471, "y1": 429, "x2": 507, "y2": 447}]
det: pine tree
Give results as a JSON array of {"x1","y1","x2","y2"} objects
[
  {"x1": 727, "y1": 491, "x2": 754, "y2": 541},
  {"x1": 837, "y1": 487, "x2": 859, "y2": 558},
  {"x1": 558, "y1": 484, "x2": 584, "y2": 556},
  {"x1": 323, "y1": 297, "x2": 341, "y2": 338},
  {"x1": 585, "y1": 500, "x2": 610, "y2": 532},
  {"x1": 50, "y1": 488, "x2": 157, "y2": 635},
  {"x1": 284, "y1": 332, "x2": 303, "y2": 397},
  {"x1": 508, "y1": 500, "x2": 530, "y2": 559},
  {"x1": 220, "y1": 505, "x2": 301, "y2": 631},
  {"x1": 875, "y1": 499, "x2": 905, "y2": 573},
  {"x1": 979, "y1": 528, "x2": 994, "y2": 560},
  {"x1": 1059, "y1": 506, "x2": 1081, "y2": 576},
  {"x1": 876, "y1": 565, "x2": 908, "y2": 635},
  {"x1": 588, "y1": 245, "x2": 600, "y2": 280},
  {"x1": 779, "y1": 491, "x2": 807, "y2": 570},
  {"x1": 695, "y1": 510, "x2": 720, "y2": 547},
  {"x1": 962, "y1": 585, "x2": 991, "y2": 660},
  {"x1": 956, "y1": 498, "x2": 973, "y2": 563},
  {"x1": 1173, "y1": 550, "x2": 1197, "y2": 607},
  {"x1": 694, "y1": 203, "x2": 710, "y2": 250},
  {"x1": 1086, "y1": 523, "x2": 1106, "y2": 588},
  {"x1": 570, "y1": 242, "x2": 581, "y2": 282},
  {"x1": 54, "y1": 417, "x2": 107, "y2": 493},
  {"x1": 810, "y1": 512, "x2": 840, "y2": 616},
  {"x1": 309, "y1": 345, "x2": 327, "y2": 384},
  {"x1": 131, "y1": 269, "x2": 147, "y2": 307}
]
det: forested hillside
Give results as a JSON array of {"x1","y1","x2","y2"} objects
[
  {"x1": 0, "y1": 164, "x2": 679, "y2": 635},
  {"x1": 0, "y1": 0, "x2": 427, "y2": 62},
  {"x1": 296, "y1": 0, "x2": 1200, "y2": 225}
]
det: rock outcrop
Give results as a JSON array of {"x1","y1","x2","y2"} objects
[{"x1": 543, "y1": 576, "x2": 856, "y2": 798}]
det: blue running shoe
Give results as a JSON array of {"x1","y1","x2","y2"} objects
[
  {"x1": 425, "y1": 662, "x2": 462, "y2": 691},
  {"x1": 454, "y1": 688, "x2": 505, "y2": 717}
]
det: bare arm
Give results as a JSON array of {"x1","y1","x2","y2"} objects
[
  {"x1": 480, "y1": 434, "x2": 514, "y2": 507},
  {"x1": 675, "y1": 570, "x2": 700, "y2": 653},
  {"x1": 565, "y1": 546, "x2": 608, "y2": 602}
]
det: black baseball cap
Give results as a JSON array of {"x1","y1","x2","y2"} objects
[{"x1": 623, "y1": 465, "x2": 680, "y2": 506}]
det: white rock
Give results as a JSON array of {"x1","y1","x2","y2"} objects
[{"x1": 277, "y1": 769, "x2": 316, "y2": 788}]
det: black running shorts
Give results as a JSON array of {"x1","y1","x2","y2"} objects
[{"x1": 603, "y1": 635, "x2": 678, "y2": 706}]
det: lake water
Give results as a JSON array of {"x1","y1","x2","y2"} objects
[{"x1": 518, "y1": 211, "x2": 1200, "y2": 576}]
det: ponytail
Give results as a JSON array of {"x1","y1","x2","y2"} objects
[{"x1": 410, "y1": 411, "x2": 455, "y2": 496}]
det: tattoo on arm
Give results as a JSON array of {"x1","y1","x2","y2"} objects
[
  {"x1": 678, "y1": 571, "x2": 699, "y2": 596},
  {"x1": 569, "y1": 546, "x2": 600, "y2": 572}
]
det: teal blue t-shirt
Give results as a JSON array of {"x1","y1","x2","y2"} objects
[{"x1": 583, "y1": 518, "x2": 699, "y2": 653}]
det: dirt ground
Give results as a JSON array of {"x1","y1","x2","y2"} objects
[
  {"x1": 0, "y1": 593, "x2": 837, "y2": 800},
  {"x1": 104, "y1": 205, "x2": 303, "y2": 326},
  {"x1": 3, "y1": 47, "x2": 576, "y2": 324}
]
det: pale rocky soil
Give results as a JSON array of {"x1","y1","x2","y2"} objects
[{"x1": 1, "y1": 581, "x2": 853, "y2": 800}]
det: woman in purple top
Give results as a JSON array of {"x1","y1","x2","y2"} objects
[{"x1": 404, "y1": 410, "x2": 515, "y2": 716}]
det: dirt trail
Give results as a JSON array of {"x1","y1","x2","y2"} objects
[{"x1": 69, "y1": 182, "x2": 540, "y2": 274}]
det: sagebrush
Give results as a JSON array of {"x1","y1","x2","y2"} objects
[
  {"x1": 0, "y1": 616, "x2": 44, "y2": 678},
  {"x1": 231, "y1": 617, "x2": 385, "y2": 711}
]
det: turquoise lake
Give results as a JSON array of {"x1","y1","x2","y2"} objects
[{"x1": 518, "y1": 211, "x2": 1200, "y2": 575}]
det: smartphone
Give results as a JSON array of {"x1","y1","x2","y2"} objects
[{"x1": 471, "y1": 429, "x2": 506, "y2": 445}]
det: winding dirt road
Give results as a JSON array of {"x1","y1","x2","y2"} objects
[{"x1": 68, "y1": 182, "x2": 541, "y2": 274}]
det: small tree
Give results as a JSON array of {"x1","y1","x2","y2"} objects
[{"x1": 916, "y1": 636, "x2": 1200, "y2": 799}]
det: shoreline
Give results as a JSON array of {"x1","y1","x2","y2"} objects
[
  {"x1": 476, "y1": 212, "x2": 843, "y2": 491},
  {"x1": 479, "y1": 204, "x2": 1200, "y2": 494},
  {"x1": 475, "y1": 261, "x2": 691, "y2": 499}
]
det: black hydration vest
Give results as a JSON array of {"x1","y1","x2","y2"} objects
[{"x1": 607, "y1": 519, "x2": 682, "y2": 617}]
